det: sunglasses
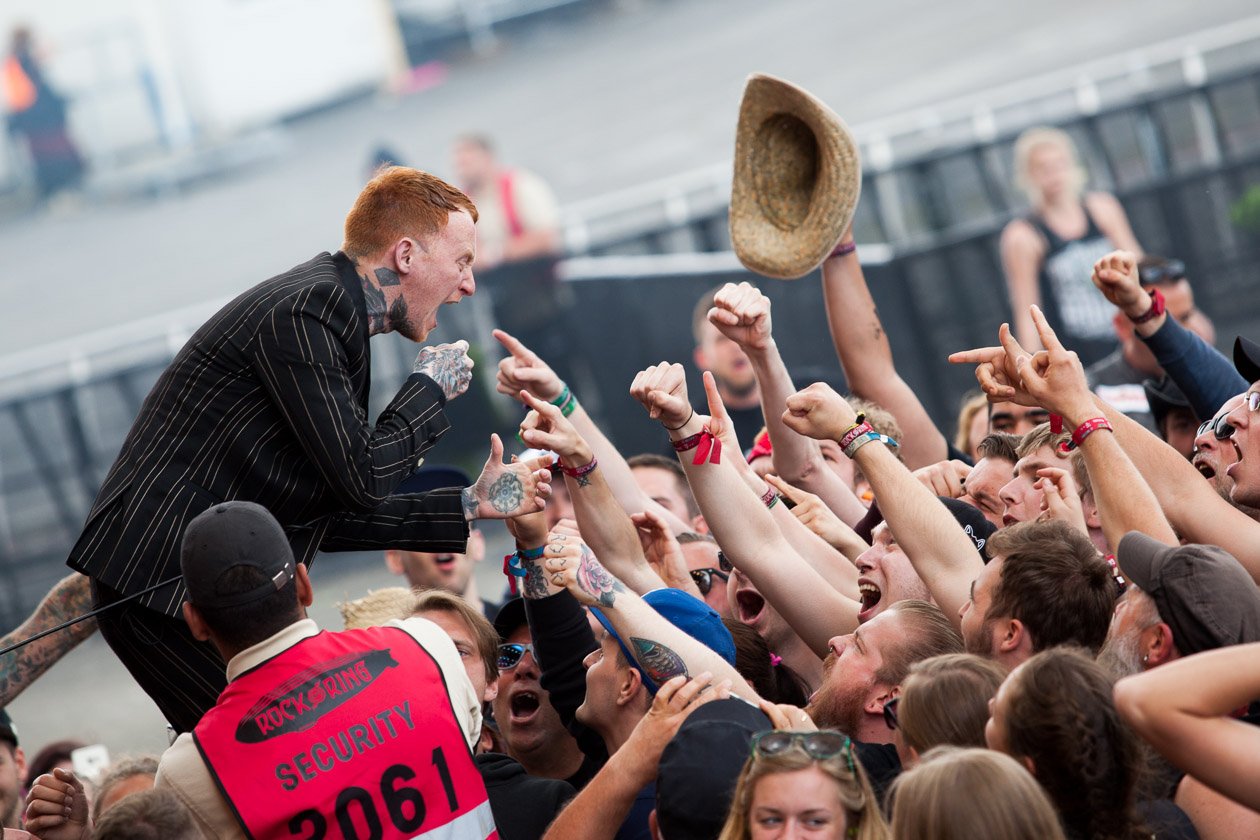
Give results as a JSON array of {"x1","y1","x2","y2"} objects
[
  {"x1": 496, "y1": 643, "x2": 536, "y2": 671},
  {"x1": 1248, "y1": 392, "x2": 1260, "y2": 413},
  {"x1": 751, "y1": 730, "x2": 855, "y2": 772},
  {"x1": 1196, "y1": 413, "x2": 1236, "y2": 442},
  {"x1": 689, "y1": 567, "x2": 729, "y2": 596},
  {"x1": 882, "y1": 696, "x2": 900, "y2": 731},
  {"x1": 1138, "y1": 259, "x2": 1186, "y2": 286}
]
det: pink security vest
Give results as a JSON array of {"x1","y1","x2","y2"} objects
[{"x1": 194, "y1": 625, "x2": 497, "y2": 840}]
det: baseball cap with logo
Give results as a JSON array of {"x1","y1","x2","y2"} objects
[
  {"x1": 1116, "y1": 531, "x2": 1260, "y2": 655},
  {"x1": 180, "y1": 501, "x2": 296, "y2": 610}
]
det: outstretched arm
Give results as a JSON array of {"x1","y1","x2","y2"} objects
[
  {"x1": 783, "y1": 384, "x2": 981, "y2": 632},
  {"x1": 1115, "y1": 642, "x2": 1260, "y2": 812},
  {"x1": 0, "y1": 573, "x2": 97, "y2": 706},
  {"x1": 495, "y1": 329, "x2": 693, "y2": 534},
  {"x1": 821, "y1": 237, "x2": 948, "y2": 469},
  {"x1": 1000, "y1": 220, "x2": 1046, "y2": 353},
  {"x1": 519, "y1": 392, "x2": 665, "y2": 595},
  {"x1": 628, "y1": 364, "x2": 860, "y2": 657}
]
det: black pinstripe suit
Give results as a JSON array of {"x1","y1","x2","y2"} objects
[{"x1": 68, "y1": 251, "x2": 468, "y2": 730}]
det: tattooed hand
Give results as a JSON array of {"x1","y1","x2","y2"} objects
[
  {"x1": 414, "y1": 341, "x2": 475, "y2": 401},
  {"x1": 629, "y1": 362, "x2": 692, "y2": 428},
  {"x1": 544, "y1": 539, "x2": 625, "y2": 608},
  {"x1": 464, "y1": 435, "x2": 552, "y2": 521},
  {"x1": 494, "y1": 329, "x2": 565, "y2": 403},
  {"x1": 518, "y1": 392, "x2": 592, "y2": 464}
]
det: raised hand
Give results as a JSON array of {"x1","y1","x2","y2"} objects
[
  {"x1": 493, "y1": 329, "x2": 565, "y2": 403},
  {"x1": 1090, "y1": 250, "x2": 1149, "y2": 316},
  {"x1": 758, "y1": 699, "x2": 819, "y2": 732},
  {"x1": 947, "y1": 322, "x2": 1042, "y2": 407},
  {"x1": 782, "y1": 382, "x2": 859, "y2": 443},
  {"x1": 24, "y1": 768, "x2": 91, "y2": 840},
  {"x1": 542, "y1": 536, "x2": 626, "y2": 608},
  {"x1": 1035, "y1": 466, "x2": 1090, "y2": 536},
  {"x1": 462, "y1": 434, "x2": 552, "y2": 520},
  {"x1": 914, "y1": 460, "x2": 973, "y2": 499},
  {"x1": 413, "y1": 340, "x2": 475, "y2": 401},
  {"x1": 631, "y1": 509, "x2": 696, "y2": 593},
  {"x1": 625, "y1": 672, "x2": 728, "y2": 758},
  {"x1": 765, "y1": 473, "x2": 855, "y2": 549},
  {"x1": 518, "y1": 392, "x2": 592, "y2": 466},
  {"x1": 709, "y1": 281, "x2": 774, "y2": 352},
  {"x1": 1015, "y1": 307, "x2": 1096, "y2": 423},
  {"x1": 630, "y1": 362, "x2": 692, "y2": 428}
]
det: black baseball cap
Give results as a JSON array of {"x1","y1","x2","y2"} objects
[
  {"x1": 180, "y1": 502, "x2": 296, "y2": 609},
  {"x1": 854, "y1": 498, "x2": 996, "y2": 560},
  {"x1": 1117, "y1": 531, "x2": 1260, "y2": 656},
  {"x1": 1235, "y1": 337, "x2": 1260, "y2": 385},
  {"x1": 0, "y1": 709, "x2": 18, "y2": 747},
  {"x1": 1143, "y1": 376, "x2": 1194, "y2": 433},
  {"x1": 494, "y1": 597, "x2": 528, "y2": 643},
  {"x1": 655, "y1": 698, "x2": 770, "y2": 840}
]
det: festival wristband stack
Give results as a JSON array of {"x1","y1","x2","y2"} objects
[
  {"x1": 503, "y1": 544, "x2": 547, "y2": 594},
  {"x1": 559, "y1": 457, "x2": 598, "y2": 481},
  {"x1": 550, "y1": 383, "x2": 580, "y2": 418},
  {"x1": 673, "y1": 427, "x2": 722, "y2": 465},
  {"x1": 760, "y1": 484, "x2": 780, "y2": 510},
  {"x1": 845, "y1": 431, "x2": 899, "y2": 459},
  {"x1": 1058, "y1": 417, "x2": 1113, "y2": 452}
]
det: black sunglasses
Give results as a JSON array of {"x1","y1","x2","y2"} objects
[
  {"x1": 883, "y1": 696, "x2": 900, "y2": 731},
  {"x1": 718, "y1": 550, "x2": 733, "y2": 574},
  {"x1": 751, "y1": 730, "x2": 855, "y2": 772},
  {"x1": 1196, "y1": 413, "x2": 1235, "y2": 442},
  {"x1": 1139, "y1": 259, "x2": 1186, "y2": 286},
  {"x1": 689, "y1": 567, "x2": 729, "y2": 596},
  {"x1": 496, "y1": 643, "x2": 535, "y2": 671}
]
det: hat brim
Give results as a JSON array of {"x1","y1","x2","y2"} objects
[
  {"x1": 731, "y1": 73, "x2": 860, "y2": 280},
  {"x1": 1234, "y1": 337, "x2": 1260, "y2": 385},
  {"x1": 1116, "y1": 531, "x2": 1174, "y2": 593}
]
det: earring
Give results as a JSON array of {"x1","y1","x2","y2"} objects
[{"x1": 1141, "y1": 654, "x2": 1148, "y2": 664}]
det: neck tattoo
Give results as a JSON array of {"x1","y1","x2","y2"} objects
[{"x1": 359, "y1": 272, "x2": 389, "y2": 335}]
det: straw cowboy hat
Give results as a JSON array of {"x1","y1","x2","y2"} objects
[{"x1": 730, "y1": 73, "x2": 861, "y2": 279}]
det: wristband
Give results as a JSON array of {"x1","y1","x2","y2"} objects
[
  {"x1": 559, "y1": 392, "x2": 579, "y2": 418},
  {"x1": 663, "y1": 409, "x2": 695, "y2": 432},
  {"x1": 560, "y1": 457, "x2": 598, "y2": 482},
  {"x1": 828, "y1": 240, "x2": 857, "y2": 259},
  {"x1": 760, "y1": 485, "x2": 779, "y2": 509},
  {"x1": 838, "y1": 416, "x2": 871, "y2": 451},
  {"x1": 549, "y1": 384, "x2": 571, "y2": 407},
  {"x1": 672, "y1": 427, "x2": 722, "y2": 465},
  {"x1": 1050, "y1": 414, "x2": 1063, "y2": 435},
  {"x1": 502, "y1": 545, "x2": 547, "y2": 595},
  {"x1": 1059, "y1": 417, "x2": 1113, "y2": 452},
  {"x1": 844, "y1": 431, "x2": 899, "y2": 459},
  {"x1": 1103, "y1": 553, "x2": 1127, "y2": 593},
  {"x1": 1128, "y1": 288, "x2": 1166, "y2": 325}
]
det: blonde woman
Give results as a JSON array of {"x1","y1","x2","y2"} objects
[
  {"x1": 1000, "y1": 126, "x2": 1141, "y2": 364},
  {"x1": 889, "y1": 747, "x2": 1066, "y2": 840},
  {"x1": 886, "y1": 653, "x2": 1006, "y2": 769},
  {"x1": 718, "y1": 730, "x2": 889, "y2": 840}
]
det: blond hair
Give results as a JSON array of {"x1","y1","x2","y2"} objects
[
  {"x1": 898, "y1": 654, "x2": 1007, "y2": 755},
  {"x1": 890, "y1": 747, "x2": 1066, "y2": 840},
  {"x1": 413, "y1": 588, "x2": 501, "y2": 685},
  {"x1": 717, "y1": 735, "x2": 890, "y2": 840},
  {"x1": 954, "y1": 391, "x2": 990, "y2": 457},
  {"x1": 1013, "y1": 126, "x2": 1087, "y2": 207}
]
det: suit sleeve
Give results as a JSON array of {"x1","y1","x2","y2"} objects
[
  {"x1": 252, "y1": 281, "x2": 451, "y2": 512},
  {"x1": 320, "y1": 487, "x2": 469, "y2": 552}
]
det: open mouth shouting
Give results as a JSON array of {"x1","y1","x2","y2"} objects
[
  {"x1": 857, "y1": 578, "x2": 883, "y2": 621},
  {"x1": 508, "y1": 689, "x2": 541, "y2": 726},
  {"x1": 735, "y1": 588, "x2": 767, "y2": 628}
]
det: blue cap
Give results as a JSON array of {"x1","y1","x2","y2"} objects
[{"x1": 592, "y1": 588, "x2": 736, "y2": 694}]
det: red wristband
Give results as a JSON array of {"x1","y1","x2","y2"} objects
[
  {"x1": 760, "y1": 485, "x2": 779, "y2": 508},
  {"x1": 559, "y1": 457, "x2": 598, "y2": 479},
  {"x1": 672, "y1": 428, "x2": 722, "y2": 465},
  {"x1": 838, "y1": 420, "x2": 872, "y2": 451},
  {"x1": 1059, "y1": 417, "x2": 1113, "y2": 452},
  {"x1": 1128, "y1": 288, "x2": 1166, "y2": 325},
  {"x1": 1050, "y1": 414, "x2": 1063, "y2": 435}
]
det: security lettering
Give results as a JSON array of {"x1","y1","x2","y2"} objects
[{"x1": 276, "y1": 703, "x2": 415, "y2": 791}]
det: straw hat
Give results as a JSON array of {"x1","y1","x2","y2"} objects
[
  {"x1": 338, "y1": 586, "x2": 417, "y2": 630},
  {"x1": 730, "y1": 73, "x2": 861, "y2": 280}
]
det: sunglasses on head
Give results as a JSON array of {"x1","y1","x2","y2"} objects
[
  {"x1": 1138, "y1": 259, "x2": 1186, "y2": 286},
  {"x1": 1196, "y1": 413, "x2": 1236, "y2": 442},
  {"x1": 751, "y1": 730, "x2": 855, "y2": 772},
  {"x1": 882, "y1": 696, "x2": 900, "y2": 731},
  {"x1": 496, "y1": 643, "x2": 535, "y2": 671},
  {"x1": 689, "y1": 567, "x2": 729, "y2": 596}
]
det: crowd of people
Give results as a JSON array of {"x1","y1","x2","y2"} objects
[{"x1": 0, "y1": 116, "x2": 1257, "y2": 840}]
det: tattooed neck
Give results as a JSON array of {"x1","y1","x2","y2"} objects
[{"x1": 358, "y1": 269, "x2": 389, "y2": 336}]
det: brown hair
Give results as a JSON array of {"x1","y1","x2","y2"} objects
[
  {"x1": 717, "y1": 734, "x2": 890, "y2": 840},
  {"x1": 692, "y1": 286, "x2": 724, "y2": 345},
  {"x1": 92, "y1": 789, "x2": 198, "y2": 840},
  {"x1": 898, "y1": 654, "x2": 1007, "y2": 755},
  {"x1": 985, "y1": 521, "x2": 1115, "y2": 655},
  {"x1": 343, "y1": 167, "x2": 478, "y2": 260},
  {"x1": 413, "y1": 589, "x2": 500, "y2": 685},
  {"x1": 1014, "y1": 422, "x2": 1071, "y2": 461},
  {"x1": 954, "y1": 392, "x2": 990, "y2": 456},
  {"x1": 875, "y1": 601, "x2": 965, "y2": 687},
  {"x1": 723, "y1": 618, "x2": 809, "y2": 706},
  {"x1": 976, "y1": 432, "x2": 1019, "y2": 464},
  {"x1": 628, "y1": 452, "x2": 700, "y2": 519},
  {"x1": 1001, "y1": 648, "x2": 1146, "y2": 840},
  {"x1": 850, "y1": 398, "x2": 905, "y2": 468},
  {"x1": 890, "y1": 747, "x2": 1067, "y2": 840},
  {"x1": 92, "y1": 754, "x2": 159, "y2": 823}
]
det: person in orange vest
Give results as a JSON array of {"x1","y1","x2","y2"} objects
[
  {"x1": 4, "y1": 26, "x2": 84, "y2": 201},
  {"x1": 151, "y1": 501, "x2": 499, "y2": 839}
]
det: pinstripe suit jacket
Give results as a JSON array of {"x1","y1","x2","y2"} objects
[{"x1": 67, "y1": 251, "x2": 469, "y2": 617}]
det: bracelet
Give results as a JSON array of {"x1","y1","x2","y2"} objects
[
  {"x1": 844, "y1": 431, "x2": 899, "y2": 459},
  {"x1": 559, "y1": 457, "x2": 598, "y2": 480},
  {"x1": 672, "y1": 427, "x2": 722, "y2": 465},
  {"x1": 1059, "y1": 417, "x2": 1113, "y2": 452},
  {"x1": 663, "y1": 409, "x2": 695, "y2": 431},
  {"x1": 502, "y1": 545, "x2": 547, "y2": 595},
  {"x1": 1128, "y1": 288, "x2": 1166, "y2": 325},
  {"x1": 559, "y1": 392, "x2": 579, "y2": 418},
  {"x1": 518, "y1": 545, "x2": 546, "y2": 560},
  {"x1": 549, "y1": 384, "x2": 571, "y2": 407},
  {"x1": 760, "y1": 485, "x2": 779, "y2": 509},
  {"x1": 838, "y1": 419, "x2": 872, "y2": 452},
  {"x1": 828, "y1": 240, "x2": 857, "y2": 259}
]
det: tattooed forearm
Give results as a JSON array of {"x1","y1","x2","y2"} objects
[
  {"x1": 630, "y1": 637, "x2": 689, "y2": 684},
  {"x1": 575, "y1": 547, "x2": 625, "y2": 608},
  {"x1": 0, "y1": 573, "x2": 97, "y2": 705},
  {"x1": 359, "y1": 273, "x2": 389, "y2": 335},
  {"x1": 413, "y1": 343, "x2": 473, "y2": 401},
  {"x1": 521, "y1": 560, "x2": 550, "y2": 599},
  {"x1": 461, "y1": 486, "x2": 479, "y2": 521},
  {"x1": 488, "y1": 473, "x2": 524, "y2": 515}
]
